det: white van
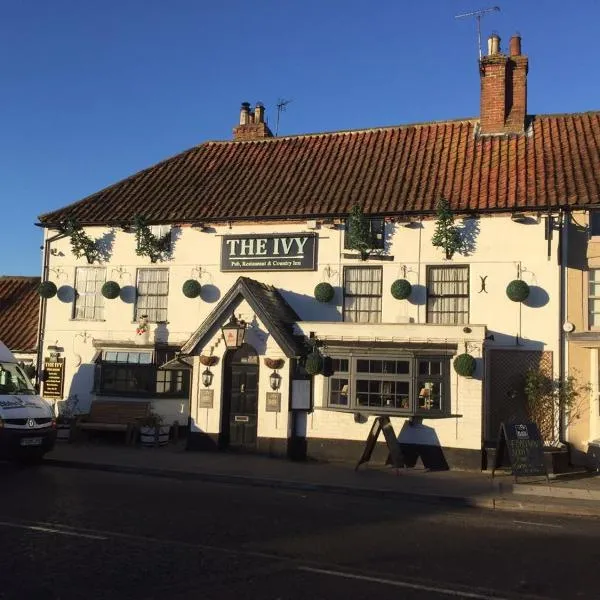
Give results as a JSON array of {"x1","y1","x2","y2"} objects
[{"x1": 0, "y1": 341, "x2": 56, "y2": 463}]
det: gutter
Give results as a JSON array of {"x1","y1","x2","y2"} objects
[{"x1": 558, "y1": 210, "x2": 568, "y2": 444}]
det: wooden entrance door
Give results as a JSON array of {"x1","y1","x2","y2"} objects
[{"x1": 221, "y1": 344, "x2": 259, "y2": 449}]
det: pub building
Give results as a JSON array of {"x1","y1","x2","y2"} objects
[{"x1": 35, "y1": 34, "x2": 600, "y2": 469}]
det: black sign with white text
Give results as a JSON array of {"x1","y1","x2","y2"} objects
[{"x1": 220, "y1": 233, "x2": 318, "y2": 272}]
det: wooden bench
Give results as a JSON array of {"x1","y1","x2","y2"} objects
[{"x1": 77, "y1": 400, "x2": 151, "y2": 445}]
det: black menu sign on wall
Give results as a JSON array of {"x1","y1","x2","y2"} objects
[
  {"x1": 42, "y1": 357, "x2": 65, "y2": 400},
  {"x1": 492, "y1": 422, "x2": 548, "y2": 480},
  {"x1": 221, "y1": 233, "x2": 318, "y2": 272}
]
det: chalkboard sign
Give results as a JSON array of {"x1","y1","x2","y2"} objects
[
  {"x1": 355, "y1": 416, "x2": 404, "y2": 471},
  {"x1": 492, "y1": 422, "x2": 548, "y2": 480}
]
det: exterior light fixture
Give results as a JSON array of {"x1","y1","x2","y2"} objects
[
  {"x1": 269, "y1": 371, "x2": 282, "y2": 391},
  {"x1": 202, "y1": 368, "x2": 213, "y2": 388},
  {"x1": 221, "y1": 314, "x2": 247, "y2": 349}
]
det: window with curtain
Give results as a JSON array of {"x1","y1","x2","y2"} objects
[
  {"x1": 426, "y1": 265, "x2": 469, "y2": 324},
  {"x1": 136, "y1": 268, "x2": 169, "y2": 322},
  {"x1": 73, "y1": 267, "x2": 106, "y2": 320},
  {"x1": 589, "y1": 269, "x2": 600, "y2": 327},
  {"x1": 343, "y1": 266, "x2": 382, "y2": 323}
]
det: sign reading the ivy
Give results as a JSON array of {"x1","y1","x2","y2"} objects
[
  {"x1": 42, "y1": 357, "x2": 65, "y2": 400},
  {"x1": 221, "y1": 233, "x2": 318, "y2": 272}
]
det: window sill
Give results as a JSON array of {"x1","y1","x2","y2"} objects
[
  {"x1": 342, "y1": 252, "x2": 394, "y2": 261},
  {"x1": 316, "y1": 406, "x2": 461, "y2": 419}
]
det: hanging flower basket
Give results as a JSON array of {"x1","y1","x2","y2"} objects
[
  {"x1": 453, "y1": 353, "x2": 476, "y2": 377},
  {"x1": 264, "y1": 357, "x2": 285, "y2": 370},
  {"x1": 199, "y1": 355, "x2": 218, "y2": 367},
  {"x1": 314, "y1": 282, "x2": 335, "y2": 303},
  {"x1": 182, "y1": 279, "x2": 202, "y2": 298},
  {"x1": 391, "y1": 279, "x2": 412, "y2": 300},
  {"x1": 506, "y1": 280, "x2": 530, "y2": 302},
  {"x1": 101, "y1": 280, "x2": 121, "y2": 299},
  {"x1": 38, "y1": 281, "x2": 57, "y2": 299},
  {"x1": 304, "y1": 351, "x2": 324, "y2": 375}
]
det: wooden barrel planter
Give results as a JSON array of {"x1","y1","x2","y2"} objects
[{"x1": 140, "y1": 425, "x2": 170, "y2": 447}]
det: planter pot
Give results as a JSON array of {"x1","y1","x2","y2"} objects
[
  {"x1": 544, "y1": 447, "x2": 570, "y2": 475},
  {"x1": 135, "y1": 331, "x2": 150, "y2": 345},
  {"x1": 140, "y1": 425, "x2": 170, "y2": 447},
  {"x1": 56, "y1": 422, "x2": 72, "y2": 442}
]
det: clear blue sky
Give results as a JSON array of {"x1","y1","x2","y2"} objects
[{"x1": 1, "y1": 0, "x2": 599, "y2": 275}]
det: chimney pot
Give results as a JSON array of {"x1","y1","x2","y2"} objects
[
  {"x1": 239, "y1": 102, "x2": 251, "y2": 125},
  {"x1": 509, "y1": 34, "x2": 522, "y2": 56},
  {"x1": 488, "y1": 33, "x2": 501, "y2": 55},
  {"x1": 254, "y1": 102, "x2": 265, "y2": 124}
]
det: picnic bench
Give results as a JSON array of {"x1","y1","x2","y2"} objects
[{"x1": 77, "y1": 400, "x2": 151, "y2": 445}]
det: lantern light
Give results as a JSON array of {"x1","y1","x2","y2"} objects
[
  {"x1": 202, "y1": 368, "x2": 213, "y2": 388},
  {"x1": 269, "y1": 371, "x2": 281, "y2": 391},
  {"x1": 221, "y1": 314, "x2": 247, "y2": 349}
]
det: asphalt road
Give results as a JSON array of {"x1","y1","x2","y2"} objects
[{"x1": 1, "y1": 462, "x2": 599, "y2": 600}]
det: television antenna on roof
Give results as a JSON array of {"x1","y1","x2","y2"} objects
[
  {"x1": 455, "y1": 6, "x2": 501, "y2": 61},
  {"x1": 275, "y1": 98, "x2": 292, "y2": 136}
]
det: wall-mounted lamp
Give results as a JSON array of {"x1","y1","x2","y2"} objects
[
  {"x1": 269, "y1": 371, "x2": 281, "y2": 391},
  {"x1": 221, "y1": 314, "x2": 247, "y2": 349},
  {"x1": 202, "y1": 368, "x2": 213, "y2": 388}
]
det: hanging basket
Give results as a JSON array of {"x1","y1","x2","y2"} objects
[
  {"x1": 453, "y1": 353, "x2": 476, "y2": 377},
  {"x1": 38, "y1": 281, "x2": 57, "y2": 299},
  {"x1": 506, "y1": 279, "x2": 530, "y2": 302},
  {"x1": 391, "y1": 279, "x2": 412, "y2": 300},
  {"x1": 199, "y1": 355, "x2": 218, "y2": 367},
  {"x1": 182, "y1": 279, "x2": 202, "y2": 298},
  {"x1": 314, "y1": 282, "x2": 335, "y2": 303},
  {"x1": 264, "y1": 357, "x2": 285, "y2": 370},
  {"x1": 101, "y1": 280, "x2": 121, "y2": 299},
  {"x1": 304, "y1": 351, "x2": 324, "y2": 375}
]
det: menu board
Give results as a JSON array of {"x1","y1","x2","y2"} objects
[
  {"x1": 492, "y1": 422, "x2": 547, "y2": 479},
  {"x1": 42, "y1": 357, "x2": 65, "y2": 399}
]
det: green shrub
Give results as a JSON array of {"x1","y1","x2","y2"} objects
[
  {"x1": 38, "y1": 281, "x2": 57, "y2": 299},
  {"x1": 314, "y1": 282, "x2": 335, "y2": 303},
  {"x1": 101, "y1": 281, "x2": 121, "y2": 299},
  {"x1": 304, "y1": 351, "x2": 324, "y2": 375},
  {"x1": 391, "y1": 279, "x2": 412, "y2": 300},
  {"x1": 453, "y1": 353, "x2": 476, "y2": 377},
  {"x1": 182, "y1": 279, "x2": 202, "y2": 298},
  {"x1": 506, "y1": 279, "x2": 530, "y2": 302}
]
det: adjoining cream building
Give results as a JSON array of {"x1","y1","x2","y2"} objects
[{"x1": 35, "y1": 34, "x2": 600, "y2": 469}]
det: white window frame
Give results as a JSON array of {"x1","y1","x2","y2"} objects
[
  {"x1": 73, "y1": 267, "x2": 106, "y2": 321},
  {"x1": 426, "y1": 265, "x2": 470, "y2": 325},
  {"x1": 135, "y1": 268, "x2": 169, "y2": 323},
  {"x1": 588, "y1": 269, "x2": 600, "y2": 329},
  {"x1": 343, "y1": 266, "x2": 382, "y2": 323}
]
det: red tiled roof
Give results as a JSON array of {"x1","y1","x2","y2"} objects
[
  {"x1": 38, "y1": 112, "x2": 600, "y2": 225},
  {"x1": 0, "y1": 276, "x2": 40, "y2": 353}
]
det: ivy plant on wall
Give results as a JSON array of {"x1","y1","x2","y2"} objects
[
  {"x1": 346, "y1": 205, "x2": 375, "y2": 260},
  {"x1": 133, "y1": 215, "x2": 171, "y2": 263},
  {"x1": 59, "y1": 217, "x2": 103, "y2": 264},
  {"x1": 431, "y1": 198, "x2": 462, "y2": 259}
]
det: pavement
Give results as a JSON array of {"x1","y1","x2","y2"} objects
[{"x1": 45, "y1": 438, "x2": 600, "y2": 518}]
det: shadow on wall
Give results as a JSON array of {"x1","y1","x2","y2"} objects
[
  {"x1": 485, "y1": 331, "x2": 547, "y2": 349},
  {"x1": 458, "y1": 217, "x2": 480, "y2": 256},
  {"x1": 407, "y1": 284, "x2": 427, "y2": 307},
  {"x1": 186, "y1": 418, "x2": 219, "y2": 451},
  {"x1": 57, "y1": 285, "x2": 76, "y2": 303},
  {"x1": 66, "y1": 363, "x2": 96, "y2": 414},
  {"x1": 155, "y1": 322, "x2": 169, "y2": 344},
  {"x1": 523, "y1": 286, "x2": 550, "y2": 308},
  {"x1": 279, "y1": 288, "x2": 342, "y2": 321},
  {"x1": 200, "y1": 284, "x2": 221, "y2": 304},
  {"x1": 398, "y1": 419, "x2": 449, "y2": 471}
]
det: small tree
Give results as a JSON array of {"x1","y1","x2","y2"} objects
[
  {"x1": 346, "y1": 205, "x2": 374, "y2": 260},
  {"x1": 524, "y1": 369, "x2": 591, "y2": 445},
  {"x1": 431, "y1": 198, "x2": 462, "y2": 259}
]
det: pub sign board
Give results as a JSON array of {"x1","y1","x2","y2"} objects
[
  {"x1": 221, "y1": 233, "x2": 318, "y2": 272},
  {"x1": 492, "y1": 421, "x2": 548, "y2": 480},
  {"x1": 42, "y1": 357, "x2": 65, "y2": 400}
]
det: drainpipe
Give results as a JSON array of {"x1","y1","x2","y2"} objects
[
  {"x1": 558, "y1": 210, "x2": 568, "y2": 444},
  {"x1": 36, "y1": 227, "x2": 67, "y2": 390}
]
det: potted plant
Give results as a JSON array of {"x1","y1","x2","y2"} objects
[
  {"x1": 199, "y1": 355, "x2": 219, "y2": 367},
  {"x1": 135, "y1": 315, "x2": 150, "y2": 344},
  {"x1": 139, "y1": 411, "x2": 170, "y2": 447},
  {"x1": 264, "y1": 357, "x2": 285, "y2": 370},
  {"x1": 431, "y1": 198, "x2": 462, "y2": 259},
  {"x1": 55, "y1": 395, "x2": 79, "y2": 442}
]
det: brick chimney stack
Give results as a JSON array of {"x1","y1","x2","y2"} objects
[
  {"x1": 479, "y1": 33, "x2": 528, "y2": 135},
  {"x1": 233, "y1": 101, "x2": 273, "y2": 141}
]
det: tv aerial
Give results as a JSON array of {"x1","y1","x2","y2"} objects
[
  {"x1": 455, "y1": 6, "x2": 501, "y2": 61},
  {"x1": 275, "y1": 98, "x2": 292, "y2": 136}
]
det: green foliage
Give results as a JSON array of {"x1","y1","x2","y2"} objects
[
  {"x1": 101, "y1": 281, "x2": 121, "y2": 299},
  {"x1": 453, "y1": 353, "x2": 476, "y2": 377},
  {"x1": 133, "y1": 215, "x2": 171, "y2": 263},
  {"x1": 346, "y1": 205, "x2": 375, "y2": 260},
  {"x1": 314, "y1": 282, "x2": 335, "y2": 303},
  {"x1": 59, "y1": 217, "x2": 102, "y2": 264},
  {"x1": 431, "y1": 198, "x2": 462, "y2": 259},
  {"x1": 524, "y1": 369, "x2": 591, "y2": 444},
  {"x1": 182, "y1": 279, "x2": 202, "y2": 298},
  {"x1": 506, "y1": 279, "x2": 530, "y2": 302},
  {"x1": 391, "y1": 279, "x2": 412, "y2": 300},
  {"x1": 304, "y1": 351, "x2": 324, "y2": 375},
  {"x1": 19, "y1": 362, "x2": 37, "y2": 380},
  {"x1": 138, "y1": 410, "x2": 164, "y2": 428},
  {"x1": 38, "y1": 281, "x2": 57, "y2": 299}
]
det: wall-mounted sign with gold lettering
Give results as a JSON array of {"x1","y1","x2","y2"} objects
[
  {"x1": 42, "y1": 357, "x2": 65, "y2": 400},
  {"x1": 199, "y1": 389, "x2": 214, "y2": 409},
  {"x1": 221, "y1": 233, "x2": 318, "y2": 272},
  {"x1": 266, "y1": 392, "x2": 282, "y2": 412}
]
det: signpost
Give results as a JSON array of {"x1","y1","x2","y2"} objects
[
  {"x1": 355, "y1": 416, "x2": 404, "y2": 471},
  {"x1": 492, "y1": 421, "x2": 549, "y2": 481},
  {"x1": 42, "y1": 357, "x2": 65, "y2": 400}
]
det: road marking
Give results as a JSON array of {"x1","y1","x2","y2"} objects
[
  {"x1": 513, "y1": 520, "x2": 563, "y2": 529},
  {"x1": 0, "y1": 521, "x2": 107, "y2": 540},
  {"x1": 298, "y1": 566, "x2": 514, "y2": 600}
]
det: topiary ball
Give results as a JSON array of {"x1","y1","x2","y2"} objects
[
  {"x1": 38, "y1": 281, "x2": 57, "y2": 299},
  {"x1": 453, "y1": 353, "x2": 476, "y2": 377},
  {"x1": 101, "y1": 281, "x2": 121, "y2": 299},
  {"x1": 506, "y1": 280, "x2": 530, "y2": 302},
  {"x1": 391, "y1": 279, "x2": 412, "y2": 300},
  {"x1": 314, "y1": 282, "x2": 335, "y2": 303},
  {"x1": 182, "y1": 279, "x2": 202, "y2": 298},
  {"x1": 304, "y1": 351, "x2": 324, "y2": 375}
]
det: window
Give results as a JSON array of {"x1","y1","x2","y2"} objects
[
  {"x1": 97, "y1": 350, "x2": 189, "y2": 397},
  {"x1": 325, "y1": 353, "x2": 450, "y2": 415},
  {"x1": 590, "y1": 211, "x2": 600, "y2": 236},
  {"x1": 136, "y1": 269, "x2": 169, "y2": 322},
  {"x1": 344, "y1": 217, "x2": 385, "y2": 250},
  {"x1": 426, "y1": 265, "x2": 469, "y2": 324},
  {"x1": 74, "y1": 267, "x2": 106, "y2": 320},
  {"x1": 343, "y1": 266, "x2": 382, "y2": 323},
  {"x1": 589, "y1": 269, "x2": 600, "y2": 328}
]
